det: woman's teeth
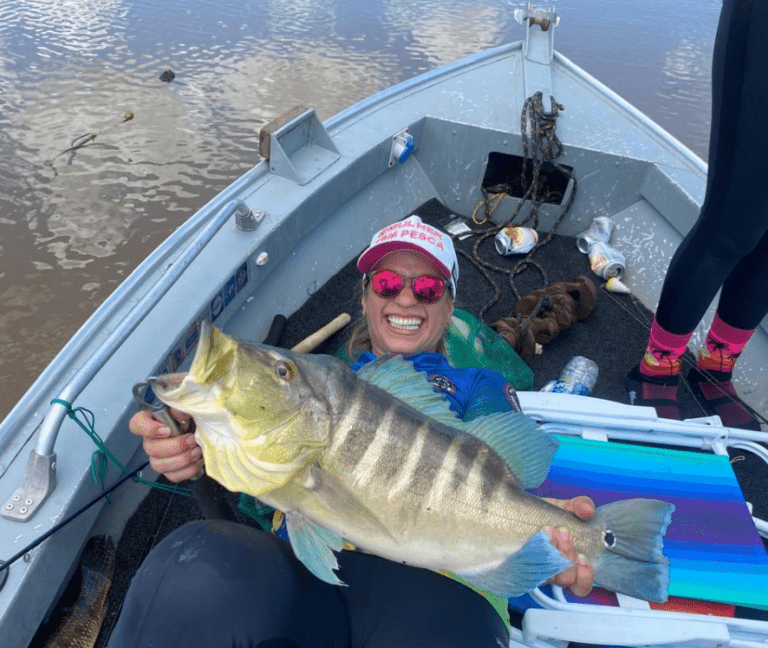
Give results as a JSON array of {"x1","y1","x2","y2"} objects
[{"x1": 387, "y1": 315, "x2": 421, "y2": 331}]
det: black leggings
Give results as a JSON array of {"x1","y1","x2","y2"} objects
[
  {"x1": 656, "y1": 0, "x2": 768, "y2": 334},
  {"x1": 106, "y1": 520, "x2": 509, "y2": 648}
]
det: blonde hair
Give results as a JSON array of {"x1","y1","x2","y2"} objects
[{"x1": 344, "y1": 274, "x2": 454, "y2": 361}]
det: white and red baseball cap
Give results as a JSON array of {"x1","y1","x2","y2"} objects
[{"x1": 357, "y1": 215, "x2": 459, "y2": 296}]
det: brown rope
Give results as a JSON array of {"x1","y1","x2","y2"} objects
[
  {"x1": 466, "y1": 92, "x2": 578, "y2": 321},
  {"x1": 491, "y1": 276, "x2": 598, "y2": 363}
]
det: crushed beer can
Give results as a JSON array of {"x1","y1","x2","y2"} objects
[
  {"x1": 588, "y1": 241, "x2": 625, "y2": 279},
  {"x1": 576, "y1": 216, "x2": 615, "y2": 253},
  {"x1": 495, "y1": 227, "x2": 538, "y2": 256}
]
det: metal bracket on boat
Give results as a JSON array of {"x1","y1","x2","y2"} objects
[
  {"x1": 259, "y1": 105, "x2": 340, "y2": 186},
  {"x1": 1, "y1": 449, "x2": 56, "y2": 522},
  {"x1": 514, "y1": 4, "x2": 559, "y2": 111},
  {"x1": 235, "y1": 207, "x2": 265, "y2": 232},
  {"x1": 514, "y1": 4, "x2": 559, "y2": 63}
]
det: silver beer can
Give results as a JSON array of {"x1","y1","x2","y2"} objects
[
  {"x1": 588, "y1": 241, "x2": 625, "y2": 279},
  {"x1": 576, "y1": 216, "x2": 616, "y2": 253},
  {"x1": 495, "y1": 227, "x2": 538, "y2": 256}
]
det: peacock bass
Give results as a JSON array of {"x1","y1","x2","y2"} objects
[{"x1": 151, "y1": 321, "x2": 674, "y2": 601}]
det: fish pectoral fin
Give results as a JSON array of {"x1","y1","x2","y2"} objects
[
  {"x1": 285, "y1": 512, "x2": 345, "y2": 586},
  {"x1": 456, "y1": 530, "x2": 572, "y2": 598},
  {"x1": 308, "y1": 463, "x2": 396, "y2": 542}
]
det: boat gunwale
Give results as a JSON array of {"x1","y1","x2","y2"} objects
[{"x1": 552, "y1": 50, "x2": 708, "y2": 177}]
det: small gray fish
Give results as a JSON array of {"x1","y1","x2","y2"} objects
[{"x1": 152, "y1": 322, "x2": 674, "y2": 601}]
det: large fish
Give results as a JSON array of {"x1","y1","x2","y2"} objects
[{"x1": 151, "y1": 321, "x2": 674, "y2": 601}]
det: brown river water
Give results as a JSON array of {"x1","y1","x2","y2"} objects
[{"x1": 0, "y1": 0, "x2": 719, "y2": 421}]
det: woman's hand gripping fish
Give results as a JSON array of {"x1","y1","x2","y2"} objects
[{"x1": 151, "y1": 322, "x2": 675, "y2": 602}]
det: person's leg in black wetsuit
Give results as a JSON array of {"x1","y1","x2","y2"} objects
[
  {"x1": 107, "y1": 520, "x2": 509, "y2": 648},
  {"x1": 627, "y1": 0, "x2": 768, "y2": 429}
]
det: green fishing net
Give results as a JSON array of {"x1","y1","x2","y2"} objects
[
  {"x1": 444, "y1": 308, "x2": 533, "y2": 391},
  {"x1": 237, "y1": 494, "x2": 275, "y2": 532}
]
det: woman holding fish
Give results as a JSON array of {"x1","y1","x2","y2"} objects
[{"x1": 109, "y1": 218, "x2": 603, "y2": 648}]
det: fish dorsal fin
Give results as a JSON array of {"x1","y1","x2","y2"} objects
[
  {"x1": 465, "y1": 412, "x2": 558, "y2": 489},
  {"x1": 357, "y1": 355, "x2": 558, "y2": 489},
  {"x1": 357, "y1": 355, "x2": 463, "y2": 426}
]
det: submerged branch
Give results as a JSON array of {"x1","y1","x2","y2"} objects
[{"x1": 46, "y1": 112, "x2": 135, "y2": 176}]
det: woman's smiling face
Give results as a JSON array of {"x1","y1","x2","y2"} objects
[{"x1": 362, "y1": 250, "x2": 454, "y2": 356}]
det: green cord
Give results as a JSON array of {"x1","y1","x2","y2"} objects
[
  {"x1": 237, "y1": 494, "x2": 274, "y2": 532},
  {"x1": 51, "y1": 398, "x2": 191, "y2": 497}
]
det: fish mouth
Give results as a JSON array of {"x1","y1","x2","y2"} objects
[
  {"x1": 148, "y1": 373, "x2": 209, "y2": 410},
  {"x1": 149, "y1": 373, "x2": 186, "y2": 397}
]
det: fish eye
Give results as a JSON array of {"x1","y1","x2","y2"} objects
[{"x1": 275, "y1": 361, "x2": 295, "y2": 381}]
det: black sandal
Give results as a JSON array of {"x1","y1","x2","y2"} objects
[
  {"x1": 624, "y1": 365, "x2": 681, "y2": 420},
  {"x1": 687, "y1": 367, "x2": 762, "y2": 431}
]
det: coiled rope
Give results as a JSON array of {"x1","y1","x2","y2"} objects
[{"x1": 464, "y1": 91, "x2": 578, "y2": 321}]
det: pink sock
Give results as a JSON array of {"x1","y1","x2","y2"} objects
[
  {"x1": 697, "y1": 313, "x2": 755, "y2": 375},
  {"x1": 639, "y1": 317, "x2": 692, "y2": 378}
]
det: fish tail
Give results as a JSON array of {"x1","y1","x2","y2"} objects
[{"x1": 592, "y1": 498, "x2": 675, "y2": 602}]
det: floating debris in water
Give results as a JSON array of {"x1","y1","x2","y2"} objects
[
  {"x1": 605, "y1": 277, "x2": 630, "y2": 294},
  {"x1": 46, "y1": 113, "x2": 135, "y2": 176},
  {"x1": 159, "y1": 69, "x2": 175, "y2": 83}
]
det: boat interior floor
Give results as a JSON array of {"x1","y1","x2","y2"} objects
[{"x1": 28, "y1": 198, "x2": 768, "y2": 647}]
